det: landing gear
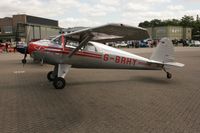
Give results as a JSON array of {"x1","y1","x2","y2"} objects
[
  {"x1": 53, "y1": 77, "x2": 66, "y2": 89},
  {"x1": 163, "y1": 67, "x2": 172, "y2": 79},
  {"x1": 40, "y1": 59, "x2": 44, "y2": 66},
  {"x1": 22, "y1": 59, "x2": 27, "y2": 64},
  {"x1": 48, "y1": 64, "x2": 71, "y2": 89},
  {"x1": 167, "y1": 72, "x2": 172, "y2": 79},
  {"x1": 47, "y1": 71, "x2": 57, "y2": 81}
]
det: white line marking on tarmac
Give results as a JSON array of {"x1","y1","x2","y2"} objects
[{"x1": 13, "y1": 71, "x2": 25, "y2": 74}]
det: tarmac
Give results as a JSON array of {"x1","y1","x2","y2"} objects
[{"x1": 0, "y1": 47, "x2": 200, "y2": 133}]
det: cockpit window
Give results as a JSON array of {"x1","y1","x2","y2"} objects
[
  {"x1": 51, "y1": 37, "x2": 97, "y2": 52},
  {"x1": 51, "y1": 37, "x2": 78, "y2": 49},
  {"x1": 83, "y1": 43, "x2": 97, "y2": 52},
  {"x1": 51, "y1": 37, "x2": 61, "y2": 45}
]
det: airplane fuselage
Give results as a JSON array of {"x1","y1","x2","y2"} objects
[{"x1": 28, "y1": 41, "x2": 162, "y2": 70}]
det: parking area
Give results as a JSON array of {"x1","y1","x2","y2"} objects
[{"x1": 0, "y1": 47, "x2": 200, "y2": 133}]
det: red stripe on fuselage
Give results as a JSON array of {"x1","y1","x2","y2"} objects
[
  {"x1": 29, "y1": 43, "x2": 102, "y2": 59},
  {"x1": 47, "y1": 46, "x2": 100, "y2": 56},
  {"x1": 44, "y1": 49, "x2": 102, "y2": 59},
  {"x1": 45, "y1": 46, "x2": 102, "y2": 59}
]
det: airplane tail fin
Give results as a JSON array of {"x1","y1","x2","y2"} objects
[
  {"x1": 150, "y1": 38, "x2": 184, "y2": 68},
  {"x1": 150, "y1": 38, "x2": 174, "y2": 63}
]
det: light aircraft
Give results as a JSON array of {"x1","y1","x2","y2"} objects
[{"x1": 21, "y1": 23, "x2": 184, "y2": 89}]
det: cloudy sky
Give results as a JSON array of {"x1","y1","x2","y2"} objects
[{"x1": 0, "y1": 0, "x2": 199, "y2": 28}]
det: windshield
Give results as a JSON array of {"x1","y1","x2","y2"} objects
[
  {"x1": 83, "y1": 43, "x2": 97, "y2": 52},
  {"x1": 51, "y1": 37, "x2": 78, "y2": 48}
]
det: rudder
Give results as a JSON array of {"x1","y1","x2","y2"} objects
[{"x1": 150, "y1": 38, "x2": 174, "y2": 63}]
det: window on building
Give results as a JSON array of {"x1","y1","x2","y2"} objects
[
  {"x1": 3, "y1": 26, "x2": 12, "y2": 34},
  {"x1": 172, "y1": 28, "x2": 181, "y2": 33}
]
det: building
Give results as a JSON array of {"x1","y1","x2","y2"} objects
[
  {"x1": 147, "y1": 26, "x2": 192, "y2": 40},
  {"x1": 0, "y1": 14, "x2": 61, "y2": 43},
  {"x1": 0, "y1": 17, "x2": 14, "y2": 42}
]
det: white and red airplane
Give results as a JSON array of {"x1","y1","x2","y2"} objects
[{"x1": 21, "y1": 23, "x2": 184, "y2": 89}]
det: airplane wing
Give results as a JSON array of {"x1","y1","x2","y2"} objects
[
  {"x1": 56, "y1": 23, "x2": 149, "y2": 42},
  {"x1": 53, "y1": 23, "x2": 149, "y2": 57}
]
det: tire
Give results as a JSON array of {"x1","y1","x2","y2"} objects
[
  {"x1": 167, "y1": 72, "x2": 172, "y2": 79},
  {"x1": 22, "y1": 59, "x2": 26, "y2": 64},
  {"x1": 53, "y1": 77, "x2": 66, "y2": 89},
  {"x1": 47, "y1": 71, "x2": 56, "y2": 81}
]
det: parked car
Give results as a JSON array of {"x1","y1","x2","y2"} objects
[
  {"x1": 139, "y1": 41, "x2": 149, "y2": 48},
  {"x1": 115, "y1": 42, "x2": 128, "y2": 47},
  {"x1": 0, "y1": 43, "x2": 6, "y2": 52},
  {"x1": 182, "y1": 40, "x2": 189, "y2": 47},
  {"x1": 16, "y1": 42, "x2": 27, "y2": 54},
  {"x1": 190, "y1": 40, "x2": 200, "y2": 47},
  {"x1": 172, "y1": 39, "x2": 179, "y2": 46}
]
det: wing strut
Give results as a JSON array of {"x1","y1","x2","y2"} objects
[{"x1": 68, "y1": 33, "x2": 93, "y2": 58}]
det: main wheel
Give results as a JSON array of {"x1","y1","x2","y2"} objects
[
  {"x1": 47, "y1": 71, "x2": 57, "y2": 81},
  {"x1": 167, "y1": 72, "x2": 172, "y2": 79},
  {"x1": 53, "y1": 77, "x2": 66, "y2": 89},
  {"x1": 22, "y1": 59, "x2": 26, "y2": 64},
  {"x1": 40, "y1": 59, "x2": 44, "y2": 66}
]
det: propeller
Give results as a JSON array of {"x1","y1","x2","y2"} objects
[
  {"x1": 21, "y1": 25, "x2": 31, "y2": 65},
  {"x1": 21, "y1": 46, "x2": 27, "y2": 64}
]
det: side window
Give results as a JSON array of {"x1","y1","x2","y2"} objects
[{"x1": 67, "y1": 41, "x2": 79, "y2": 47}]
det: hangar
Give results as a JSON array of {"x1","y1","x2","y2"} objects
[
  {"x1": 146, "y1": 26, "x2": 192, "y2": 40},
  {"x1": 0, "y1": 14, "x2": 61, "y2": 43}
]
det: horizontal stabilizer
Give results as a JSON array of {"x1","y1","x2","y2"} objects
[
  {"x1": 164, "y1": 62, "x2": 185, "y2": 67},
  {"x1": 147, "y1": 60, "x2": 184, "y2": 68}
]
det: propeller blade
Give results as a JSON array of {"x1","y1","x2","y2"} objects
[
  {"x1": 22, "y1": 24, "x2": 30, "y2": 65},
  {"x1": 22, "y1": 46, "x2": 27, "y2": 64}
]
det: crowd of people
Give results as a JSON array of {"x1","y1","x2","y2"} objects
[
  {"x1": 106, "y1": 39, "x2": 159, "y2": 48},
  {"x1": 0, "y1": 41, "x2": 16, "y2": 53}
]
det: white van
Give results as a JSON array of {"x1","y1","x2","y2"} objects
[{"x1": 190, "y1": 40, "x2": 200, "y2": 47}]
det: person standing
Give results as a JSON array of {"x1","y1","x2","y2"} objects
[{"x1": 5, "y1": 42, "x2": 8, "y2": 52}]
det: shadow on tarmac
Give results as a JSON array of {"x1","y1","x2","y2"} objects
[{"x1": 67, "y1": 76, "x2": 177, "y2": 87}]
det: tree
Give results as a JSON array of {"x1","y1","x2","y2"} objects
[
  {"x1": 150, "y1": 19, "x2": 162, "y2": 27},
  {"x1": 139, "y1": 21, "x2": 151, "y2": 28},
  {"x1": 171, "y1": 19, "x2": 181, "y2": 26},
  {"x1": 180, "y1": 15, "x2": 194, "y2": 27},
  {"x1": 192, "y1": 20, "x2": 200, "y2": 40}
]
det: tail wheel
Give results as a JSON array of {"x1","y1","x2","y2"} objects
[
  {"x1": 53, "y1": 77, "x2": 66, "y2": 89},
  {"x1": 47, "y1": 71, "x2": 57, "y2": 81},
  {"x1": 167, "y1": 72, "x2": 172, "y2": 79}
]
